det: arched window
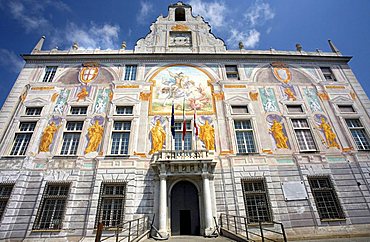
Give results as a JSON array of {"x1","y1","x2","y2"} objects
[{"x1": 175, "y1": 7, "x2": 185, "y2": 21}]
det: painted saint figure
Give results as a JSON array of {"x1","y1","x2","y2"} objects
[
  {"x1": 270, "y1": 120, "x2": 289, "y2": 149},
  {"x1": 284, "y1": 87, "x2": 296, "y2": 101},
  {"x1": 77, "y1": 87, "x2": 89, "y2": 101},
  {"x1": 199, "y1": 120, "x2": 215, "y2": 150},
  {"x1": 39, "y1": 122, "x2": 60, "y2": 152},
  {"x1": 319, "y1": 117, "x2": 340, "y2": 148},
  {"x1": 150, "y1": 120, "x2": 166, "y2": 154},
  {"x1": 85, "y1": 121, "x2": 104, "y2": 154}
]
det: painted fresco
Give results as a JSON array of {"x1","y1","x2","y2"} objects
[
  {"x1": 150, "y1": 65, "x2": 214, "y2": 115},
  {"x1": 94, "y1": 89, "x2": 111, "y2": 114},
  {"x1": 259, "y1": 88, "x2": 279, "y2": 112},
  {"x1": 303, "y1": 88, "x2": 322, "y2": 112},
  {"x1": 53, "y1": 89, "x2": 70, "y2": 114}
]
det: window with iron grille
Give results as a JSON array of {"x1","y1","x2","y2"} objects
[
  {"x1": 42, "y1": 66, "x2": 57, "y2": 82},
  {"x1": 225, "y1": 65, "x2": 239, "y2": 80},
  {"x1": 70, "y1": 106, "x2": 87, "y2": 115},
  {"x1": 286, "y1": 104, "x2": 303, "y2": 113},
  {"x1": 174, "y1": 121, "x2": 192, "y2": 151},
  {"x1": 116, "y1": 106, "x2": 133, "y2": 115},
  {"x1": 234, "y1": 120, "x2": 256, "y2": 154},
  {"x1": 0, "y1": 183, "x2": 14, "y2": 219},
  {"x1": 242, "y1": 179, "x2": 272, "y2": 223},
  {"x1": 320, "y1": 67, "x2": 337, "y2": 82},
  {"x1": 95, "y1": 183, "x2": 126, "y2": 228},
  {"x1": 60, "y1": 121, "x2": 83, "y2": 155},
  {"x1": 338, "y1": 105, "x2": 355, "y2": 113},
  {"x1": 345, "y1": 119, "x2": 370, "y2": 151},
  {"x1": 124, "y1": 65, "x2": 137, "y2": 81},
  {"x1": 111, "y1": 121, "x2": 131, "y2": 155},
  {"x1": 231, "y1": 105, "x2": 249, "y2": 114},
  {"x1": 33, "y1": 183, "x2": 70, "y2": 230},
  {"x1": 25, "y1": 107, "x2": 42, "y2": 116},
  {"x1": 291, "y1": 119, "x2": 317, "y2": 151},
  {"x1": 308, "y1": 176, "x2": 344, "y2": 220},
  {"x1": 10, "y1": 122, "x2": 36, "y2": 155}
]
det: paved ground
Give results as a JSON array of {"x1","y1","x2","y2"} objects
[{"x1": 144, "y1": 236, "x2": 234, "y2": 242}]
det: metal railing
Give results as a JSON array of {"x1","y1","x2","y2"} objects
[
  {"x1": 153, "y1": 150, "x2": 212, "y2": 162},
  {"x1": 96, "y1": 216, "x2": 150, "y2": 242},
  {"x1": 219, "y1": 214, "x2": 287, "y2": 242}
]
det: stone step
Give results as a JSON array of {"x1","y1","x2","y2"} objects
[{"x1": 144, "y1": 235, "x2": 235, "y2": 242}]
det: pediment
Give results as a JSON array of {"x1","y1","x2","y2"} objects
[
  {"x1": 225, "y1": 95, "x2": 250, "y2": 104},
  {"x1": 113, "y1": 96, "x2": 139, "y2": 104},
  {"x1": 24, "y1": 97, "x2": 49, "y2": 106},
  {"x1": 330, "y1": 95, "x2": 353, "y2": 104}
]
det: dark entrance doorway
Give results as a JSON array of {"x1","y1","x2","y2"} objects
[{"x1": 171, "y1": 181, "x2": 200, "y2": 235}]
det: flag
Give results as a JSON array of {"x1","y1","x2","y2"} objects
[
  {"x1": 182, "y1": 98, "x2": 186, "y2": 141},
  {"x1": 171, "y1": 102, "x2": 175, "y2": 138},
  {"x1": 193, "y1": 108, "x2": 198, "y2": 138}
]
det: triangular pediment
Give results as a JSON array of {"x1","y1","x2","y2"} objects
[
  {"x1": 225, "y1": 95, "x2": 250, "y2": 104},
  {"x1": 331, "y1": 95, "x2": 353, "y2": 104},
  {"x1": 24, "y1": 97, "x2": 49, "y2": 106},
  {"x1": 113, "y1": 96, "x2": 139, "y2": 104}
]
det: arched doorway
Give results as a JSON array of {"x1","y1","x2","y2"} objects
[{"x1": 170, "y1": 181, "x2": 200, "y2": 235}]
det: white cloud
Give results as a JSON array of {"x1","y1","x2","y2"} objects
[
  {"x1": 189, "y1": 0, "x2": 227, "y2": 28},
  {"x1": 244, "y1": 0, "x2": 274, "y2": 27},
  {"x1": 137, "y1": 1, "x2": 154, "y2": 25},
  {"x1": 227, "y1": 29, "x2": 260, "y2": 48},
  {"x1": 0, "y1": 49, "x2": 25, "y2": 73}
]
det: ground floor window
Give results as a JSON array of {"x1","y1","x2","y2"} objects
[{"x1": 0, "y1": 183, "x2": 14, "y2": 219}]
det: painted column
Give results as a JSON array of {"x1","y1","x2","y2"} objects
[
  {"x1": 202, "y1": 172, "x2": 213, "y2": 236},
  {"x1": 158, "y1": 174, "x2": 168, "y2": 235}
]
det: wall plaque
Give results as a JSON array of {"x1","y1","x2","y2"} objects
[{"x1": 281, "y1": 181, "x2": 308, "y2": 201}]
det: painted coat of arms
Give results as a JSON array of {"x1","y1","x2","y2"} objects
[
  {"x1": 272, "y1": 62, "x2": 291, "y2": 84},
  {"x1": 79, "y1": 63, "x2": 99, "y2": 84}
]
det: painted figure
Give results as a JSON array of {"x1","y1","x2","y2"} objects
[
  {"x1": 284, "y1": 87, "x2": 296, "y2": 101},
  {"x1": 150, "y1": 120, "x2": 166, "y2": 154},
  {"x1": 270, "y1": 120, "x2": 289, "y2": 149},
  {"x1": 39, "y1": 122, "x2": 60, "y2": 152},
  {"x1": 85, "y1": 121, "x2": 104, "y2": 154},
  {"x1": 77, "y1": 87, "x2": 89, "y2": 101},
  {"x1": 319, "y1": 117, "x2": 340, "y2": 148},
  {"x1": 199, "y1": 120, "x2": 215, "y2": 150}
]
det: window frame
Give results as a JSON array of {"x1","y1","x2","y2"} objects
[
  {"x1": 286, "y1": 104, "x2": 304, "y2": 114},
  {"x1": 345, "y1": 118, "x2": 370, "y2": 151},
  {"x1": 110, "y1": 121, "x2": 132, "y2": 156},
  {"x1": 337, "y1": 104, "x2": 355, "y2": 114},
  {"x1": 291, "y1": 119, "x2": 317, "y2": 152},
  {"x1": 225, "y1": 65, "x2": 240, "y2": 80},
  {"x1": 10, "y1": 122, "x2": 37, "y2": 156},
  {"x1": 42, "y1": 66, "x2": 58, "y2": 83},
  {"x1": 233, "y1": 119, "x2": 257, "y2": 154},
  {"x1": 320, "y1": 67, "x2": 337, "y2": 82},
  {"x1": 173, "y1": 120, "x2": 192, "y2": 151},
  {"x1": 115, "y1": 106, "x2": 134, "y2": 116},
  {"x1": 123, "y1": 65, "x2": 137, "y2": 81},
  {"x1": 25, "y1": 107, "x2": 43, "y2": 116},
  {"x1": 0, "y1": 183, "x2": 15, "y2": 220},
  {"x1": 60, "y1": 121, "x2": 84, "y2": 156},
  {"x1": 231, "y1": 105, "x2": 249, "y2": 114},
  {"x1": 69, "y1": 106, "x2": 88, "y2": 115}
]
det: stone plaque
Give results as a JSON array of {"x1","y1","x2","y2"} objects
[{"x1": 281, "y1": 181, "x2": 308, "y2": 201}]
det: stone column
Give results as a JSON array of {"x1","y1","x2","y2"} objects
[
  {"x1": 202, "y1": 172, "x2": 213, "y2": 236},
  {"x1": 158, "y1": 174, "x2": 168, "y2": 236}
]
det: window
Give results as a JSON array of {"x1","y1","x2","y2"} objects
[
  {"x1": 242, "y1": 179, "x2": 272, "y2": 223},
  {"x1": 70, "y1": 106, "x2": 87, "y2": 115},
  {"x1": 308, "y1": 176, "x2": 344, "y2": 220},
  {"x1": 232, "y1": 105, "x2": 249, "y2": 114},
  {"x1": 111, "y1": 121, "x2": 131, "y2": 155},
  {"x1": 338, "y1": 105, "x2": 355, "y2": 113},
  {"x1": 124, "y1": 65, "x2": 137, "y2": 81},
  {"x1": 291, "y1": 119, "x2": 316, "y2": 151},
  {"x1": 33, "y1": 183, "x2": 70, "y2": 230},
  {"x1": 345, "y1": 119, "x2": 370, "y2": 150},
  {"x1": 10, "y1": 122, "x2": 36, "y2": 155},
  {"x1": 320, "y1": 67, "x2": 337, "y2": 82},
  {"x1": 60, "y1": 121, "x2": 83, "y2": 155},
  {"x1": 225, "y1": 65, "x2": 239, "y2": 80},
  {"x1": 286, "y1": 104, "x2": 303, "y2": 113},
  {"x1": 42, "y1": 66, "x2": 57, "y2": 82},
  {"x1": 0, "y1": 183, "x2": 14, "y2": 219},
  {"x1": 175, "y1": 7, "x2": 186, "y2": 21},
  {"x1": 95, "y1": 183, "x2": 126, "y2": 228},
  {"x1": 25, "y1": 107, "x2": 42, "y2": 116},
  {"x1": 116, "y1": 106, "x2": 133, "y2": 115},
  {"x1": 174, "y1": 121, "x2": 192, "y2": 150},
  {"x1": 234, "y1": 120, "x2": 256, "y2": 154}
]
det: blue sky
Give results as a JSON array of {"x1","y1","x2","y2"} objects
[{"x1": 0, "y1": 0, "x2": 369, "y2": 107}]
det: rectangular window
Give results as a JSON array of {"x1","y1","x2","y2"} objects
[
  {"x1": 320, "y1": 67, "x2": 337, "y2": 82},
  {"x1": 33, "y1": 183, "x2": 70, "y2": 230},
  {"x1": 242, "y1": 179, "x2": 272, "y2": 223},
  {"x1": 95, "y1": 183, "x2": 126, "y2": 228},
  {"x1": 225, "y1": 65, "x2": 239, "y2": 80},
  {"x1": 70, "y1": 106, "x2": 87, "y2": 115},
  {"x1": 291, "y1": 119, "x2": 317, "y2": 151},
  {"x1": 345, "y1": 119, "x2": 370, "y2": 150},
  {"x1": 116, "y1": 106, "x2": 133, "y2": 115},
  {"x1": 10, "y1": 122, "x2": 36, "y2": 155},
  {"x1": 232, "y1": 105, "x2": 249, "y2": 114},
  {"x1": 60, "y1": 121, "x2": 83, "y2": 155},
  {"x1": 124, "y1": 65, "x2": 137, "y2": 81},
  {"x1": 338, "y1": 105, "x2": 355, "y2": 113},
  {"x1": 0, "y1": 183, "x2": 14, "y2": 219},
  {"x1": 234, "y1": 120, "x2": 256, "y2": 154},
  {"x1": 111, "y1": 121, "x2": 131, "y2": 155},
  {"x1": 42, "y1": 66, "x2": 57, "y2": 83},
  {"x1": 25, "y1": 107, "x2": 42, "y2": 116},
  {"x1": 308, "y1": 176, "x2": 344, "y2": 220},
  {"x1": 286, "y1": 104, "x2": 303, "y2": 113},
  {"x1": 174, "y1": 121, "x2": 192, "y2": 151}
]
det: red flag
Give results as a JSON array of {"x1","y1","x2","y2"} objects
[
  {"x1": 182, "y1": 98, "x2": 186, "y2": 141},
  {"x1": 194, "y1": 108, "x2": 198, "y2": 137}
]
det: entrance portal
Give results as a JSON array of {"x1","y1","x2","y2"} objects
[{"x1": 171, "y1": 181, "x2": 200, "y2": 235}]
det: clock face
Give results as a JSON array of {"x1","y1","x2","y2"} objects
[{"x1": 169, "y1": 31, "x2": 192, "y2": 47}]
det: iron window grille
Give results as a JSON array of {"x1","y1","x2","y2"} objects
[
  {"x1": 10, "y1": 122, "x2": 36, "y2": 155},
  {"x1": 0, "y1": 183, "x2": 14, "y2": 219},
  {"x1": 95, "y1": 182, "x2": 126, "y2": 228},
  {"x1": 234, "y1": 120, "x2": 256, "y2": 154},
  {"x1": 320, "y1": 67, "x2": 337, "y2": 82},
  {"x1": 116, "y1": 106, "x2": 133, "y2": 115},
  {"x1": 70, "y1": 106, "x2": 87, "y2": 115},
  {"x1": 345, "y1": 119, "x2": 370, "y2": 151},
  {"x1": 33, "y1": 182, "x2": 70, "y2": 230},
  {"x1": 242, "y1": 178, "x2": 272, "y2": 224},
  {"x1": 111, "y1": 121, "x2": 131, "y2": 155},
  {"x1": 174, "y1": 121, "x2": 192, "y2": 151},
  {"x1": 338, "y1": 105, "x2": 355, "y2": 113},
  {"x1": 124, "y1": 65, "x2": 137, "y2": 81},
  {"x1": 25, "y1": 107, "x2": 42, "y2": 116},
  {"x1": 60, "y1": 121, "x2": 83, "y2": 155},
  {"x1": 308, "y1": 176, "x2": 345, "y2": 220},
  {"x1": 291, "y1": 119, "x2": 317, "y2": 152},
  {"x1": 42, "y1": 66, "x2": 57, "y2": 82},
  {"x1": 225, "y1": 65, "x2": 239, "y2": 80}
]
